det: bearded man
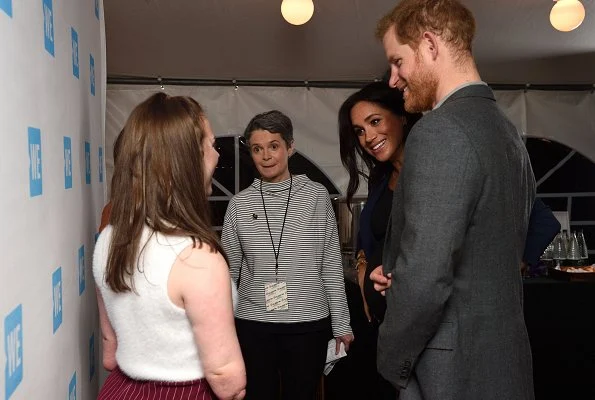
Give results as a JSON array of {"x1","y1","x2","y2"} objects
[{"x1": 370, "y1": 1, "x2": 536, "y2": 399}]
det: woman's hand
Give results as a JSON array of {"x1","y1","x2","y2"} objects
[
  {"x1": 356, "y1": 259, "x2": 372, "y2": 322},
  {"x1": 335, "y1": 333, "x2": 355, "y2": 354},
  {"x1": 370, "y1": 265, "x2": 392, "y2": 296}
]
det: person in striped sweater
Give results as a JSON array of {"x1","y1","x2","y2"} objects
[{"x1": 222, "y1": 110, "x2": 353, "y2": 400}]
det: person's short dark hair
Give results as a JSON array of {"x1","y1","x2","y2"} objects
[{"x1": 243, "y1": 110, "x2": 294, "y2": 147}]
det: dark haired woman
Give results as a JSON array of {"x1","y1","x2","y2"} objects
[{"x1": 337, "y1": 82, "x2": 422, "y2": 399}]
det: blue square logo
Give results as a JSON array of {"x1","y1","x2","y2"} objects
[
  {"x1": 52, "y1": 267, "x2": 63, "y2": 333},
  {"x1": 89, "y1": 54, "x2": 95, "y2": 96},
  {"x1": 71, "y1": 28, "x2": 79, "y2": 79},
  {"x1": 1, "y1": 0, "x2": 12, "y2": 17},
  {"x1": 98, "y1": 146, "x2": 104, "y2": 183},
  {"x1": 94, "y1": 0, "x2": 99, "y2": 19},
  {"x1": 4, "y1": 304, "x2": 23, "y2": 400},
  {"x1": 64, "y1": 137, "x2": 72, "y2": 189},
  {"x1": 42, "y1": 0, "x2": 54, "y2": 56},
  {"x1": 78, "y1": 245, "x2": 85, "y2": 295},
  {"x1": 68, "y1": 371, "x2": 76, "y2": 400},
  {"x1": 89, "y1": 333, "x2": 95, "y2": 380},
  {"x1": 85, "y1": 141, "x2": 91, "y2": 185},
  {"x1": 28, "y1": 127, "x2": 43, "y2": 197}
]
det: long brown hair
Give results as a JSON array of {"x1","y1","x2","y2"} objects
[{"x1": 106, "y1": 92, "x2": 224, "y2": 292}]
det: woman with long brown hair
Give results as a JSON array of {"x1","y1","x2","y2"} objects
[{"x1": 93, "y1": 92, "x2": 245, "y2": 400}]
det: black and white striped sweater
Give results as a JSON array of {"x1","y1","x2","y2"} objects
[{"x1": 221, "y1": 175, "x2": 352, "y2": 337}]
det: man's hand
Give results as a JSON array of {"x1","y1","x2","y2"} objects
[
  {"x1": 370, "y1": 265, "x2": 392, "y2": 296},
  {"x1": 520, "y1": 261, "x2": 528, "y2": 277}
]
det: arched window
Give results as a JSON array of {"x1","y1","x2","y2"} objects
[{"x1": 527, "y1": 137, "x2": 595, "y2": 263}]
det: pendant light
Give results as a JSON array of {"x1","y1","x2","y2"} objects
[
  {"x1": 281, "y1": 0, "x2": 314, "y2": 26},
  {"x1": 550, "y1": 0, "x2": 586, "y2": 32}
]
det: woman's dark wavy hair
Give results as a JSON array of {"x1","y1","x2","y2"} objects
[{"x1": 338, "y1": 81, "x2": 422, "y2": 207}]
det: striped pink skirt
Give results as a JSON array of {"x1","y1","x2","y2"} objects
[{"x1": 98, "y1": 367, "x2": 213, "y2": 400}]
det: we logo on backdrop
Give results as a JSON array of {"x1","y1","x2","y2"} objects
[
  {"x1": 84, "y1": 141, "x2": 91, "y2": 184},
  {"x1": 94, "y1": 0, "x2": 99, "y2": 19},
  {"x1": 71, "y1": 28, "x2": 79, "y2": 79},
  {"x1": 69, "y1": 372, "x2": 77, "y2": 400},
  {"x1": 78, "y1": 245, "x2": 85, "y2": 295},
  {"x1": 64, "y1": 137, "x2": 72, "y2": 189},
  {"x1": 43, "y1": 0, "x2": 54, "y2": 56},
  {"x1": 28, "y1": 127, "x2": 43, "y2": 197},
  {"x1": 89, "y1": 55, "x2": 95, "y2": 96},
  {"x1": 0, "y1": 0, "x2": 12, "y2": 17},
  {"x1": 4, "y1": 304, "x2": 23, "y2": 400},
  {"x1": 52, "y1": 267, "x2": 63, "y2": 333}
]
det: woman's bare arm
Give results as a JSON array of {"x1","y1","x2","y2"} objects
[
  {"x1": 169, "y1": 245, "x2": 246, "y2": 400},
  {"x1": 96, "y1": 287, "x2": 117, "y2": 371}
]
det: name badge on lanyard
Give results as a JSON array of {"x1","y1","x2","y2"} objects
[
  {"x1": 265, "y1": 281, "x2": 289, "y2": 311},
  {"x1": 260, "y1": 175, "x2": 293, "y2": 312}
]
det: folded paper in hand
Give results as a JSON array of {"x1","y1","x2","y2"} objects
[{"x1": 324, "y1": 339, "x2": 347, "y2": 375}]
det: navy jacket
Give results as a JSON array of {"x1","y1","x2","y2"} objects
[{"x1": 523, "y1": 198, "x2": 560, "y2": 266}]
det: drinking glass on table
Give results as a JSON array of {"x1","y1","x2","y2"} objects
[
  {"x1": 577, "y1": 230, "x2": 589, "y2": 263},
  {"x1": 552, "y1": 233, "x2": 567, "y2": 269},
  {"x1": 567, "y1": 232, "x2": 581, "y2": 265},
  {"x1": 541, "y1": 241, "x2": 555, "y2": 271}
]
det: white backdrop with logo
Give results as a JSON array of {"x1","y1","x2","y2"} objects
[
  {"x1": 0, "y1": 0, "x2": 105, "y2": 399},
  {"x1": 106, "y1": 85, "x2": 595, "y2": 196}
]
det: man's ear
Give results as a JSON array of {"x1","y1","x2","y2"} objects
[{"x1": 421, "y1": 31, "x2": 439, "y2": 61}]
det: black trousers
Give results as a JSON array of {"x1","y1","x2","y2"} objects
[
  {"x1": 325, "y1": 281, "x2": 397, "y2": 400},
  {"x1": 236, "y1": 319, "x2": 330, "y2": 400}
]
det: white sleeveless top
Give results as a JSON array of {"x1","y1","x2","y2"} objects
[{"x1": 93, "y1": 225, "x2": 237, "y2": 382}]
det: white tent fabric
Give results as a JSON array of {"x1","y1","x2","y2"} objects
[{"x1": 107, "y1": 85, "x2": 595, "y2": 197}]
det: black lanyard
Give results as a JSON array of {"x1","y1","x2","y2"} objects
[{"x1": 260, "y1": 175, "x2": 292, "y2": 279}]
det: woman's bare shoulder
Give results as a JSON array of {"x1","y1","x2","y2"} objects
[{"x1": 175, "y1": 242, "x2": 228, "y2": 275}]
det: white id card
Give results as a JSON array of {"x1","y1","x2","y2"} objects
[{"x1": 264, "y1": 281, "x2": 289, "y2": 311}]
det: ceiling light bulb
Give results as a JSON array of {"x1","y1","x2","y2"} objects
[
  {"x1": 281, "y1": 0, "x2": 314, "y2": 26},
  {"x1": 550, "y1": 0, "x2": 586, "y2": 32}
]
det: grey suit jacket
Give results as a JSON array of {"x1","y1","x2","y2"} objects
[{"x1": 378, "y1": 84, "x2": 535, "y2": 400}]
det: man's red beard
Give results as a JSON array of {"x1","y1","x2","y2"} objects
[{"x1": 403, "y1": 53, "x2": 439, "y2": 113}]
